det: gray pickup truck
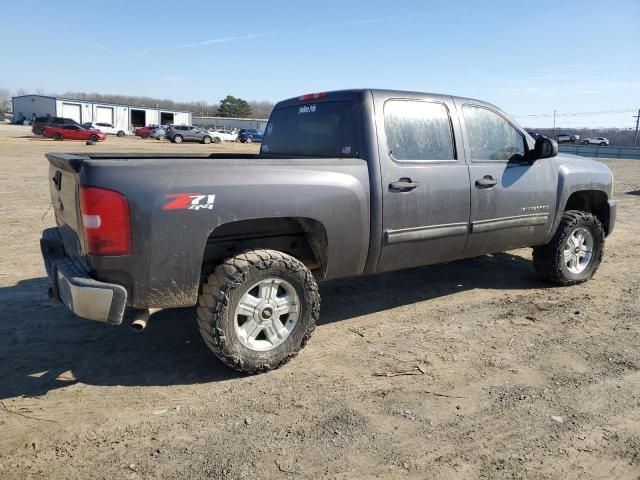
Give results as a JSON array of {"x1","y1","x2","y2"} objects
[{"x1": 41, "y1": 89, "x2": 616, "y2": 373}]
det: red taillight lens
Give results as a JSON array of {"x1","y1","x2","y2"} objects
[
  {"x1": 79, "y1": 186, "x2": 131, "y2": 256},
  {"x1": 299, "y1": 92, "x2": 326, "y2": 101}
]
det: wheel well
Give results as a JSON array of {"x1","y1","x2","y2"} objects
[
  {"x1": 564, "y1": 190, "x2": 610, "y2": 234},
  {"x1": 202, "y1": 217, "x2": 328, "y2": 280}
]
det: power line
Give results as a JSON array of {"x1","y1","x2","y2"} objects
[{"x1": 512, "y1": 108, "x2": 636, "y2": 118}]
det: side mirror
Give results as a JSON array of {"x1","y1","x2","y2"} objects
[{"x1": 532, "y1": 136, "x2": 558, "y2": 160}]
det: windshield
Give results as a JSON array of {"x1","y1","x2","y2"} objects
[{"x1": 261, "y1": 101, "x2": 360, "y2": 157}]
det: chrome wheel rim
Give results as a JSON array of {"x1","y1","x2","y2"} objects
[
  {"x1": 564, "y1": 227, "x2": 594, "y2": 274},
  {"x1": 234, "y1": 278, "x2": 300, "y2": 351}
]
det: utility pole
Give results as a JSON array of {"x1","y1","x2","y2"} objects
[
  {"x1": 552, "y1": 110, "x2": 557, "y2": 137},
  {"x1": 634, "y1": 109, "x2": 640, "y2": 148}
]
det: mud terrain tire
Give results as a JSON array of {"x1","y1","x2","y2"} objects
[
  {"x1": 197, "y1": 249, "x2": 320, "y2": 373},
  {"x1": 533, "y1": 210, "x2": 604, "y2": 285}
]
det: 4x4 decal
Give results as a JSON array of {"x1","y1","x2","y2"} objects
[{"x1": 164, "y1": 193, "x2": 215, "y2": 211}]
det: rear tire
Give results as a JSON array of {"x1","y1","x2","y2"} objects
[
  {"x1": 533, "y1": 210, "x2": 604, "y2": 285},
  {"x1": 213, "y1": 137, "x2": 221, "y2": 144},
  {"x1": 246, "y1": 137, "x2": 253, "y2": 143},
  {"x1": 196, "y1": 249, "x2": 320, "y2": 373},
  {"x1": 599, "y1": 142, "x2": 607, "y2": 146},
  {"x1": 53, "y1": 133, "x2": 63, "y2": 141},
  {"x1": 173, "y1": 135, "x2": 183, "y2": 144},
  {"x1": 203, "y1": 136, "x2": 212, "y2": 144},
  {"x1": 117, "y1": 130, "x2": 125, "y2": 137},
  {"x1": 157, "y1": 134, "x2": 165, "y2": 141}
]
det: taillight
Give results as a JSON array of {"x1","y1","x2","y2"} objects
[
  {"x1": 299, "y1": 92, "x2": 326, "y2": 101},
  {"x1": 79, "y1": 186, "x2": 132, "y2": 256}
]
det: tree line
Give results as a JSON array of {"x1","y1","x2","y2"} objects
[{"x1": 0, "y1": 87, "x2": 275, "y2": 119}]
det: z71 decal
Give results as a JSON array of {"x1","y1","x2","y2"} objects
[{"x1": 164, "y1": 193, "x2": 216, "y2": 211}]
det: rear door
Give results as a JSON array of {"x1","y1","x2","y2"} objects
[
  {"x1": 375, "y1": 93, "x2": 471, "y2": 272},
  {"x1": 456, "y1": 102, "x2": 556, "y2": 256}
]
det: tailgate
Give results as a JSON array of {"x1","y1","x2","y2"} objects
[{"x1": 47, "y1": 154, "x2": 85, "y2": 260}]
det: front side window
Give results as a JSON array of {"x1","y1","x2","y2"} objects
[
  {"x1": 463, "y1": 106, "x2": 525, "y2": 161},
  {"x1": 384, "y1": 100, "x2": 455, "y2": 161}
]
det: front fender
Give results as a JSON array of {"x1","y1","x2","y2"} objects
[{"x1": 545, "y1": 155, "x2": 613, "y2": 243}]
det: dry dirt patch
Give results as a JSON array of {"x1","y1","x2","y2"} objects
[{"x1": 0, "y1": 126, "x2": 639, "y2": 479}]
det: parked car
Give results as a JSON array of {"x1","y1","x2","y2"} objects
[
  {"x1": 166, "y1": 125, "x2": 213, "y2": 144},
  {"x1": 237, "y1": 128, "x2": 263, "y2": 143},
  {"x1": 150, "y1": 127, "x2": 167, "y2": 140},
  {"x1": 42, "y1": 124, "x2": 106, "y2": 142},
  {"x1": 555, "y1": 133, "x2": 579, "y2": 144},
  {"x1": 32, "y1": 116, "x2": 79, "y2": 135},
  {"x1": 207, "y1": 129, "x2": 238, "y2": 143},
  {"x1": 134, "y1": 125, "x2": 158, "y2": 138},
  {"x1": 83, "y1": 122, "x2": 127, "y2": 137},
  {"x1": 40, "y1": 88, "x2": 616, "y2": 374},
  {"x1": 582, "y1": 137, "x2": 609, "y2": 146}
]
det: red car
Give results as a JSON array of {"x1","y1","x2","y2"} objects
[
  {"x1": 43, "y1": 125, "x2": 106, "y2": 142},
  {"x1": 135, "y1": 125, "x2": 158, "y2": 138}
]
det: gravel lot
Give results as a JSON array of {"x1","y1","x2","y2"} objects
[{"x1": 1, "y1": 124, "x2": 639, "y2": 479}]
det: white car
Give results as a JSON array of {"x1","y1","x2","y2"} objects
[
  {"x1": 207, "y1": 129, "x2": 238, "y2": 143},
  {"x1": 83, "y1": 122, "x2": 127, "y2": 137},
  {"x1": 581, "y1": 137, "x2": 609, "y2": 146}
]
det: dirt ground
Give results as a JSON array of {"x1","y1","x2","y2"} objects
[{"x1": 0, "y1": 124, "x2": 639, "y2": 479}]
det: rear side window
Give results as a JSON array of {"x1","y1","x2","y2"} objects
[
  {"x1": 35, "y1": 117, "x2": 48, "y2": 123},
  {"x1": 263, "y1": 101, "x2": 359, "y2": 157},
  {"x1": 384, "y1": 100, "x2": 455, "y2": 161},
  {"x1": 462, "y1": 106, "x2": 525, "y2": 162}
]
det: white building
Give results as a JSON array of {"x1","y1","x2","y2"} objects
[
  {"x1": 193, "y1": 116, "x2": 268, "y2": 132},
  {"x1": 12, "y1": 95, "x2": 192, "y2": 132}
]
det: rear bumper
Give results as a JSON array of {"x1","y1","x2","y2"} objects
[
  {"x1": 40, "y1": 228, "x2": 127, "y2": 325},
  {"x1": 607, "y1": 199, "x2": 616, "y2": 236}
]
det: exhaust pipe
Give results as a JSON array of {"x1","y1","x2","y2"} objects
[{"x1": 131, "y1": 308, "x2": 162, "y2": 332}]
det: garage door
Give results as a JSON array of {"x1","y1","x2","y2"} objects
[
  {"x1": 95, "y1": 106, "x2": 114, "y2": 124},
  {"x1": 61, "y1": 103, "x2": 82, "y2": 123}
]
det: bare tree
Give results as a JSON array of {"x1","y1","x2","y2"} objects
[
  {"x1": 35, "y1": 87, "x2": 47, "y2": 95},
  {"x1": 247, "y1": 100, "x2": 274, "y2": 119},
  {"x1": 15, "y1": 88, "x2": 28, "y2": 97},
  {"x1": 0, "y1": 88, "x2": 12, "y2": 113}
]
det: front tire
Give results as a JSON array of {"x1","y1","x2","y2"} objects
[
  {"x1": 53, "y1": 133, "x2": 63, "y2": 141},
  {"x1": 246, "y1": 136, "x2": 253, "y2": 143},
  {"x1": 173, "y1": 135, "x2": 183, "y2": 144},
  {"x1": 599, "y1": 142, "x2": 607, "y2": 146},
  {"x1": 90, "y1": 134, "x2": 99, "y2": 142},
  {"x1": 533, "y1": 210, "x2": 604, "y2": 285},
  {"x1": 197, "y1": 249, "x2": 320, "y2": 373},
  {"x1": 117, "y1": 130, "x2": 125, "y2": 137},
  {"x1": 203, "y1": 135, "x2": 212, "y2": 144}
]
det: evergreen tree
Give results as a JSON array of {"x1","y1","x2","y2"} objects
[{"x1": 217, "y1": 95, "x2": 252, "y2": 118}]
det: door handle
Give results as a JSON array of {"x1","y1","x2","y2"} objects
[
  {"x1": 475, "y1": 176, "x2": 498, "y2": 188},
  {"x1": 389, "y1": 178, "x2": 418, "y2": 191}
]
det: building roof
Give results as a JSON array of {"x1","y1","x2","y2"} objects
[{"x1": 12, "y1": 94, "x2": 192, "y2": 114}]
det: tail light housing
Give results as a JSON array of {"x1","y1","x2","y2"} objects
[
  {"x1": 299, "y1": 92, "x2": 326, "y2": 101},
  {"x1": 79, "y1": 186, "x2": 132, "y2": 255}
]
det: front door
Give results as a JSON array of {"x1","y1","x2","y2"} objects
[
  {"x1": 376, "y1": 95, "x2": 471, "y2": 273},
  {"x1": 455, "y1": 102, "x2": 557, "y2": 256}
]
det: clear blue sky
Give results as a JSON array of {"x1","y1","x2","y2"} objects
[{"x1": 2, "y1": 0, "x2": 639, "y2": 128}]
